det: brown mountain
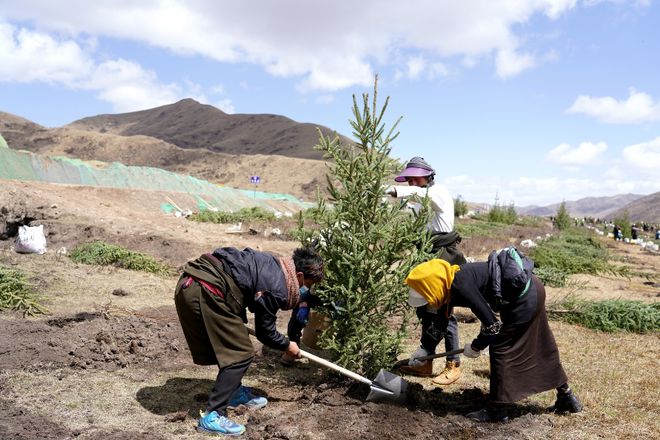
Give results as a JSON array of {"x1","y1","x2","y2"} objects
[
  {"x1": 609, "y1": 191, "x2": 660, "y2": 223},
  {"x1": 65, "y1": 98, "x2": 347, "y2": 160},
  {"x1": 518, "y1": 194, "x2": 646, "y2": 219},
  {"x1": 0, "y1": 109, "x2": 330, "y2": 200}
]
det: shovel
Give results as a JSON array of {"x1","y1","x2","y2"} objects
[
  {"x1": 392, "y1": 348, "x2": 464, "y2": 369},
  {"x1": 298, "y1": 349, "x2": 407, "y2": 402},
  {"x1": 246, "y1": 327, "x2": 407, "y2": 402}
]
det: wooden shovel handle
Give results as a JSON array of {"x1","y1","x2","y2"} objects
[
  {"x1": 393, "y1": 348, "x2": 465, "y2": 369},
  {"x1": 298, "y1": 349, "x2": 373, "y2": 386},
  {"x1": 245, "y1": 326, "x2": 373, "y2": 386}
]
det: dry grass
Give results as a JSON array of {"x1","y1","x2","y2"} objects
[{"x1": 399, "y1": 317, "x2": 660, "y2": 440}]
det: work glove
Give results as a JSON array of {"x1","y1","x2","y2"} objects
[
  {"x1": 295, "y1": 305, "x2": 310, "y2": 326},
  {"x1": 463, "y1": 343, "x2": 481, "y2": 359},
  {"x1": 408, "y1": 346, "x2": 432, "y2": 366}
]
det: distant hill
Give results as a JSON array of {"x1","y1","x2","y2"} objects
[
  {"x1": 0, "y1": 109, "x2": 330, "y2": 200},
  {"x1": 66, "y1": 98, "x2": 349, "y2": 160},
  {"x1": 608, "y1": 191, "x2": 660, "y2": 223},
  {"x1": 518, "y1": 194, "x2": 646, "y2": 219}
]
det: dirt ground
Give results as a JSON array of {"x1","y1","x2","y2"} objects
[{"x1": 1, "y1": 179, "x2": 658, "y2": 440}]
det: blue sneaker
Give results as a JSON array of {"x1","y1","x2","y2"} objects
[
  {"x1": 197, "y1": 410, "x2": 245, "y2": 436},
  {"x1": 227, "y1": 385, "x2": 268, "y2": 410}
]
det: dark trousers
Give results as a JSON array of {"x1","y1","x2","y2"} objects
[
  {"x1": 432, "y1": 239, "x2": 465, "y2": 364},
  {"x1": 207, "y1": 356, "x2": 254, "y2": 415},
  {"x1": 445, "y1": 314, "x2": 460, "y2": 363}
]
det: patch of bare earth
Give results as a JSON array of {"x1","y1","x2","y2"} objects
[{"x1": 1, "y1": 179, "x2": 658, "y2": 439}]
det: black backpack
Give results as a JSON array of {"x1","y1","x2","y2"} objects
[{"x1": 487, "y1": 247, "x2": 534, "y2": 308}]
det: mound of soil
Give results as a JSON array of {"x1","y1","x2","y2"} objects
[{"x1": 0, "y1": 307, "x2": 188, "y2": 372}]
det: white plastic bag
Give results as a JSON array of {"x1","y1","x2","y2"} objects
[{"x1": 14, "y1": 225, "x2": 47, "y2": 254}]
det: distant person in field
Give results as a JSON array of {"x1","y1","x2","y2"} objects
[
  {"x1": 404, "y1": 255, "x2": 582, "y2": 422},
  {"x1": 175, "y1": 246, "x2": 324, "y2": 436},
  {"x1": 385, "y1": 156, "x2": 467, "y2": 386}
]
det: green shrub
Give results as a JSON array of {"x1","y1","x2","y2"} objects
[
  {"x1": 189, "y1": 207, "x2": 276, "y2": 224},
  {"x1": 455, "y1": 220, "x2": 508, "y2": 238},
  {"x1": 454, "y1": 197, "x2": 468, "y2": 217},
  {"x1": 69, "y1": 241, "x2": 171, "y2": 275},
  {"x1": 530, "y1": 229, "x2": 628, "y2": 277},
  {"x1": 549, "y1": 296, "x2": 659, "y2": 333},
  {"x1": 0, "y1": 266, "x2": 48, "y2": 316},
  {"x1": 515, "y1": 216, "x2": 545, "y2": 228},
  {"x1": 533, "y1": 266, "x2": 568, "y2": 287},
  {"x1": 488, "y1": 200, "x2": 517, "y2": 225},
  {"x1": 554, "y1": 202, "x2": 572, "y2": 230}
]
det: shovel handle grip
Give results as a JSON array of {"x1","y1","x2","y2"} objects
[
  {"x1": 299, "y1": 349, "x2": 373, "y2": 386},
  {"x1": 244, "y1": 326, "x2": 373, "y2": 386}
]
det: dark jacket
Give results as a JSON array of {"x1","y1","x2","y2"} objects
[
  {"x1": 419, "y1": 262, "x2": 539, "y2": 353},
  {"x1": 450, "y1": 262, "x2": 538, "y2": 350},
  {"x1": 213, "y1": 247, "x2": 291, "y2": 350}
]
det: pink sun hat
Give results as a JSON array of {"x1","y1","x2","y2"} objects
[{"x1": 394, "y1": 157, "x2": 435, "y2": 182}]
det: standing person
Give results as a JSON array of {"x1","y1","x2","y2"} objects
[
  {"x1": 404, "y1": 256, "x2": 582, "y2": 422},
  {"x1": 175, "y1": 246, "x2": 324, "y2": 436},
  {"x1": 385, "y1": 156, "x2": 466, "y2": 386}
]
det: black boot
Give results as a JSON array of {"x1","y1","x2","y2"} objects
[
  {"x1": 549, "y1": 390, "x2": 583, "y2": 414},
  {"x1": 466, "y1": 405, "x2": 509, "y2": 423}
]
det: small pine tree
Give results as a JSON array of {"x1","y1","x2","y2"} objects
[
  {"x1": 488, "y1": 195, "x2": 516, "y2": 224},
  {"x1": 298, "y1": 78, "x2": 431, "y2": 376},
  {"x1": 454, "y1": 196, "x2": 468, "y2": 218},
  {"x1": 505, "y1": 203, "x2": 517, "y2": 224},
  {"x1": 614, "y1": 210, "x2": 632, "y2": 239},
  {"x1": 555, "y1": 201, "x2": 572, "y2": 230}
]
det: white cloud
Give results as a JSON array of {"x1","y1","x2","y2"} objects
[
  {"x1": 495, "y1": 48, "x2": 536, "y2": 78},
  {"x1": 0, "y1": 23, "x2": 232, "y2": 113},
  {"x1": 547, "y1": 141, "x2": 607, "y2": 167},
  {"x1": 215, "y1": 98, "x2": 235, "y2": 114},
  {"x1": 406, "y1": 56, "x2": 426, "y2": 80},
  {"x1": 210, "y1": 84, "x2": 225, "y2": 95},
  {"x1": 87, "y1": 59, "x2": 182, "y2": 112},
  {"x1": 567, "y1": 88, "x2": 660, "y2": 124},
  {"x1": 395, "y1": 56, "x2": 449, "y2": 81},
  {"x1": 0, "y1": 23, "x2": 93, "y2": 83},
  {"x1": 0, "y1": 0, "x2": 581, "y2": 91},
  {"x1": 443, "y1": 173, "x2": 658, "y2": 207},
  {"x1": 584, "y1": 0, "x2": 650, "y2": 7},
  {"x1": 622, "y1": 136, "x2": 660, "y2": 170},
  {"x1": 315, "y1": 94, "x2": 335, "y2": 105}
]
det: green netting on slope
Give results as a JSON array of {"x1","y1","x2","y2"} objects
[
  {"x1": 0, "y1": 148, "x2": 313, "y2": 213},
  {"x1": 0, "y1": 133, "x2": 8, "y2": 149}
]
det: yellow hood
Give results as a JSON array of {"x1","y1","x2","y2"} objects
[{"x1": 405, "y1": 259, "x2": 460, "y2": 308}]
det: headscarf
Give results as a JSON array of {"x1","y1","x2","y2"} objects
[
  {"x1": 405, "y1": 259, "x2": 460, "y2": 308},
  {"x1": 278, "y1": 257, "x2": 300, "y2": 310}
]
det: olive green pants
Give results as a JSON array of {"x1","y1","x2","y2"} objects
[{"x1": 174, "y1": 275, "x2": 254, "y2": 368}]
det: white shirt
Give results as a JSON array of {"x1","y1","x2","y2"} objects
[{"x1": 392, "y1": 183, "x2": 455, "y2": 233}]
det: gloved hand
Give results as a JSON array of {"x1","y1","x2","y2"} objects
[
  {"x1": 463, "y1": 343, "x2": 481, "y2": 358},
  {"x1": 384, "y1": 185, "x2": 397, "y2": 197},
  {"x1": 295, "y1": 305, "x2": 310, "y2": 326},
  {"x1": 408, "y1": 346, "x2": 432, "y2": 366}
]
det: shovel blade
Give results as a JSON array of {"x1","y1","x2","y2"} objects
[{"x1": 366, "y1": 369, "x2": 408, "y2": 403}]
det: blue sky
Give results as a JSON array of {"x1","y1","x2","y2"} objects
[{"x1": 1, "y1": 0, "x2": 659, "y2": 206}]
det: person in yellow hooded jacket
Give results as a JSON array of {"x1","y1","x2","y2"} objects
[{"x1": 405, "y1": 259, "x2": 582, "y2": 422}]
